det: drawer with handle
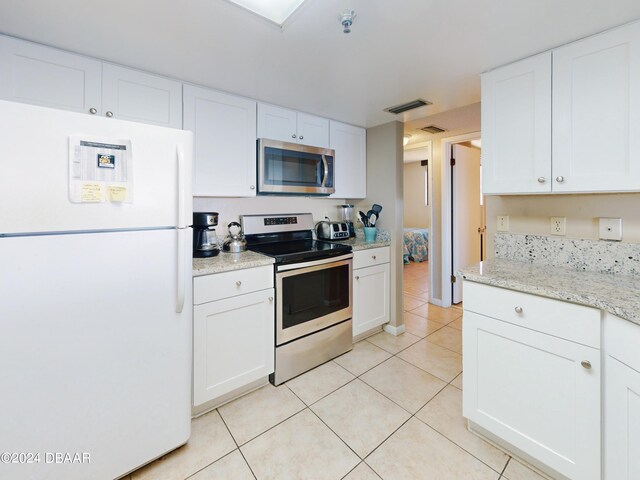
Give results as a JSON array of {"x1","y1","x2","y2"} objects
[
  {"x1": 354, "y1": 247, "x2": 390, "y2": 270},
  {"x1": 463, "y1": 281, "x2": 600, "y2": 348},
  {"x1": 194, "y1": 265, "x2": 273, "y2": 305}
]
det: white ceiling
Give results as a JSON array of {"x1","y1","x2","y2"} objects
[{"x1": 1, "y1": 0, "x2": 639, "y2": 128}]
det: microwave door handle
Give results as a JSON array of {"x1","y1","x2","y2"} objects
[{"x1": 321, "y1": 154, "x2": 329, "y2": 188}]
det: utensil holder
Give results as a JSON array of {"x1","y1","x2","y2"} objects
[{"x1": 364, "y1": 227, "x2": 377, "y2": 242}]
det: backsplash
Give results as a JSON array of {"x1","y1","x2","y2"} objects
[{"x1": 494, "y1": 233, "x2": 640, "y2": 276}]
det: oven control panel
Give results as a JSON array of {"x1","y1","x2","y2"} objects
[
  {"x1": 264, "y1": 217, "x2": 298, "y2": 226},
  {"x1": 241, "y1": 213, "x2": 314, "y2": 235}
]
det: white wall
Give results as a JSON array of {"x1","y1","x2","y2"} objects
[
  {"x1": 193, "y1": 196, "x2": 347, "y2": 237},
  {"x1": 403, "y1": 161, "x2": 430, "y2": 228},
  {"x1": 485, "y1": 193, "x2": 640, "y2": 256},
  {"x1": 355, "y1": 121, "x2": 404, "y2": 330}
]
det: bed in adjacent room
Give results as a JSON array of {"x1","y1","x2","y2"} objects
[{"x1": 403, "y1": 227, "x2": 429, "y2": 264}]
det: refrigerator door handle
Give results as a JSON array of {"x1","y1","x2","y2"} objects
[
  {"x1": 177, "y1": 146, "x2": 187, "y2": 229},
  {"x1": 176, "y1": 227, "x2": 186, "y2": 313}
]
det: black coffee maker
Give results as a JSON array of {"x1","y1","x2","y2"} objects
[{"x1": 193, "y1": 212, "x2": 220, "y2": 258}]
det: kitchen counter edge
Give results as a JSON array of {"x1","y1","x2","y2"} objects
[
  {"x1": 193, "y1": 251, "x2": 275, "y2": 277},
  {"x1": 332, "y1": 237, "x2": 391, "y2": 251},
  {"x1": 458, "y1": 258, "x2": 640, "y2": 326}
]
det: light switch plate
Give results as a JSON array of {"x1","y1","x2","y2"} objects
[
  {"x1": 497, "y1": 216, "x2": 509, "y2": 232},
  {"x1": 599, "y1": 217, "x2": 622, "y2": 241}
]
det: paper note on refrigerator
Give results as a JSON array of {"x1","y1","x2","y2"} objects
[
  {"x1": 107, "y1": 185, "x2": 127, "y2": 202},
  {"x1": 81, "y1": 182, "x2": 103, "y2": 202},
  {"x1": 69, "y1": 135, "x2": 133, "y2": 203}
]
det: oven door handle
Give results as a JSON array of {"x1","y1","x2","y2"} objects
[
  {"x1": 277, "y1": 253, "x2": 353, "y2": 272},
  {"x1": 320, "y1": 154, "x2": 329, "y2": 188}
]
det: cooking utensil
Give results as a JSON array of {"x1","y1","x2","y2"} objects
[
  {"x1": 359, "y1": 211, "x2": 369, "y2": 227},
  {"x1": 372, "y1": 204, "x2": 383, "y2": 215},
  {"x1": 222, "y1": 221, "x2": 248, "y2": 252},
  {"x1": 366, "y1": 209, "x2": 375, "y2": 226},
  {"x1": 369, "y1": 212, "x2": 377, "y2": 227}
]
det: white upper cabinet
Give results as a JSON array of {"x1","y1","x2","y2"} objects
[
  {"x1": 0, "y1": 35, "x2": 102, "y2": 115},
  {"x1": 257, "y1": 103, "x2": 329, "y2": 148},
  {"x1": 481, "y1": 52, "x2": 552, "y2": 194},
  {"x1": 0, "y1": 36, "x2": 182, "y2": 129},
  {"x1": 553, "y1": 21, "x2": 640, "y2": 193},
  {"x1": 297, "y1": 112, "x2": 330, "y2": 148},
  {"x1": 482, "y1": 20, "x2": 640, "y2": 195},
  {"x1": 102, "y1": 64, "x2": 182, "y2": 128},
  {"x1": 184, "y1": 84, "x2": 257, "y2": 197},
  {"x1": 330, "y1": 121, "x2": 367, "y2": 198}
]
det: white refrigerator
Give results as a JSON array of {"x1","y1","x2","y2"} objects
[{"x1": 0, "y1": 100, "x2": 193, "y2": 480}]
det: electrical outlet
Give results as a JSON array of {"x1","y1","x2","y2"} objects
[
  {"x1": 550, "y1": 217, "x2": 566, "y2": 236},
  {"x1": 497, "y1": 216, "x2": 509, "y2": 232},
  {"x1": 599, "y1": 217, "x2": 622, "y2": 241}
]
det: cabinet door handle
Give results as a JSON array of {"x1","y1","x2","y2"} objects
[
  {"x1": 299, "y1": 135, "x2": 304, "y2": 140},
  {"x1": 268, "y1": 297, "x2": 274, "y2": 302},
  {"x1": 292, "y1": 134, "x2": 297, "y2": 139},
  {"x1": 106, "y1": 111, "x2": 114, "y2": 118},
  {"x1": 236, "y1": 281, "x2": 242, "y2": 287},
  {"x1": 514, "y1": 306, "x2": 523, "y2": 314},
  {"x1": 372, "y1": 255, "x2": 377, "y2": 260},
  {"x1": 250, "y1": 185, "x2": 255, "y2": 190},
  {"x1": 355, "y1": 276, "x2": 359, "y2": 280},
  {"x1": 537, "y1": 177, "x2": 546, "y2": 184},
  {"x1": 581, "y1": 360, "x2": 592, "y2": 369},
  {"x1": 556, "y1": 176, "x2": 565, "y2": 183},
  {"x1": 89, "y1": 107, "x2": 97, "y2": 115}
]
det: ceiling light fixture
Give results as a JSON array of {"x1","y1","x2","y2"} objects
[
  {"x1": 403, "y1": 134, "x2": 412, "y2": 146},
  {"x1": 225, "y1": 0, "x2": 308, "y2": 26},
  {"x1": 340, "y1": 10, "x2": 356, "y2": 34}
]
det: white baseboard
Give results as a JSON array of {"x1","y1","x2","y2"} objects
[
  {"x1": 429, "y1": 297, "x2": 443, "y2": 307},
  {"x1": 384, "y1": 323, "x2": 406, "y2": 336}
]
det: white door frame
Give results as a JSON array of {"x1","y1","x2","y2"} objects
[{"x1": 440, "y1": 131, "x2": 481, "y2": 307}]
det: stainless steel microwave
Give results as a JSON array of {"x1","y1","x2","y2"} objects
[{"x1": 258, "y1": 139, "x2": 335, "y2": 195}]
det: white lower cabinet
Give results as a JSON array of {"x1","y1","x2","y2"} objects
[
  {"x1": 605, "y1": 313, "x2": 640, "y2": 480},
  {"x1": 193, "y1": 269, "x2": 274, "y2": 408},
  {"x1": 352, "y1": 247, "x2": 389, "y2": 337},
  {"x1": 463, "y1": 282, "x2": 601, "y2": 480}
]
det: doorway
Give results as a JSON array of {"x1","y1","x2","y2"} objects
[
  {"x1": 439, "y1": 132, "x2": 484, "y2": 307},
  {"x1": 402, "y1": 142, "x2": 433, "y2": 306}
]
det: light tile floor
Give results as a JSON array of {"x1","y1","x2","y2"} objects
[{"x1": 127, "y1": 261, "x2": 550, "y2": 480}]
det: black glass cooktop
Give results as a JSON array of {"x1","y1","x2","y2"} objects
[{"x1": 248, "y1": 239, "x2": 352, "y2": 265}]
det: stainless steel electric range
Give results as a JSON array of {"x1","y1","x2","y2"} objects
[{"x1": 241, "y1": 213, "x2": 353, "y2": 385}]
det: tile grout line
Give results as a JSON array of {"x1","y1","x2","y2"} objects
[
  {"x1": 215, "y1": 411, "x2": 259, "y2": 480},
  {"x1": 412, "y1": 416, "x2": 509, "y2": 477},
  {"x1": 499, "y1": 456, "x2": 512, "y2": 479}
]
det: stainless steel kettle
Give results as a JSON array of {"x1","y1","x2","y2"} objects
[{"x1": 222, "y1": 221, "x2": 248, "y2": 252}]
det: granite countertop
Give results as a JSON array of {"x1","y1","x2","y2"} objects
[
  {"x1": 333, "y1": 236, "x2": 391, "y2": 251},
  {"x1": 193, "y1": 250, "x2": 274, "y2": 277},
  {"x1": 331, "y1": 228, "x2": 391, "y2": 251},
  {"x1": 459, "y1": 258, "x2": 640, "y2": 325},
  {"x1": 193, "y1": 229, "x2": 391, "y2": 277}
]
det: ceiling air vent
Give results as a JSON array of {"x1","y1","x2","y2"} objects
[
  {"x1": 384, "y1": 99, "x2": 432, "y2": 115},
  {"x1": 421, "y1": 125, "x2": 447, "y2": 134}
]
